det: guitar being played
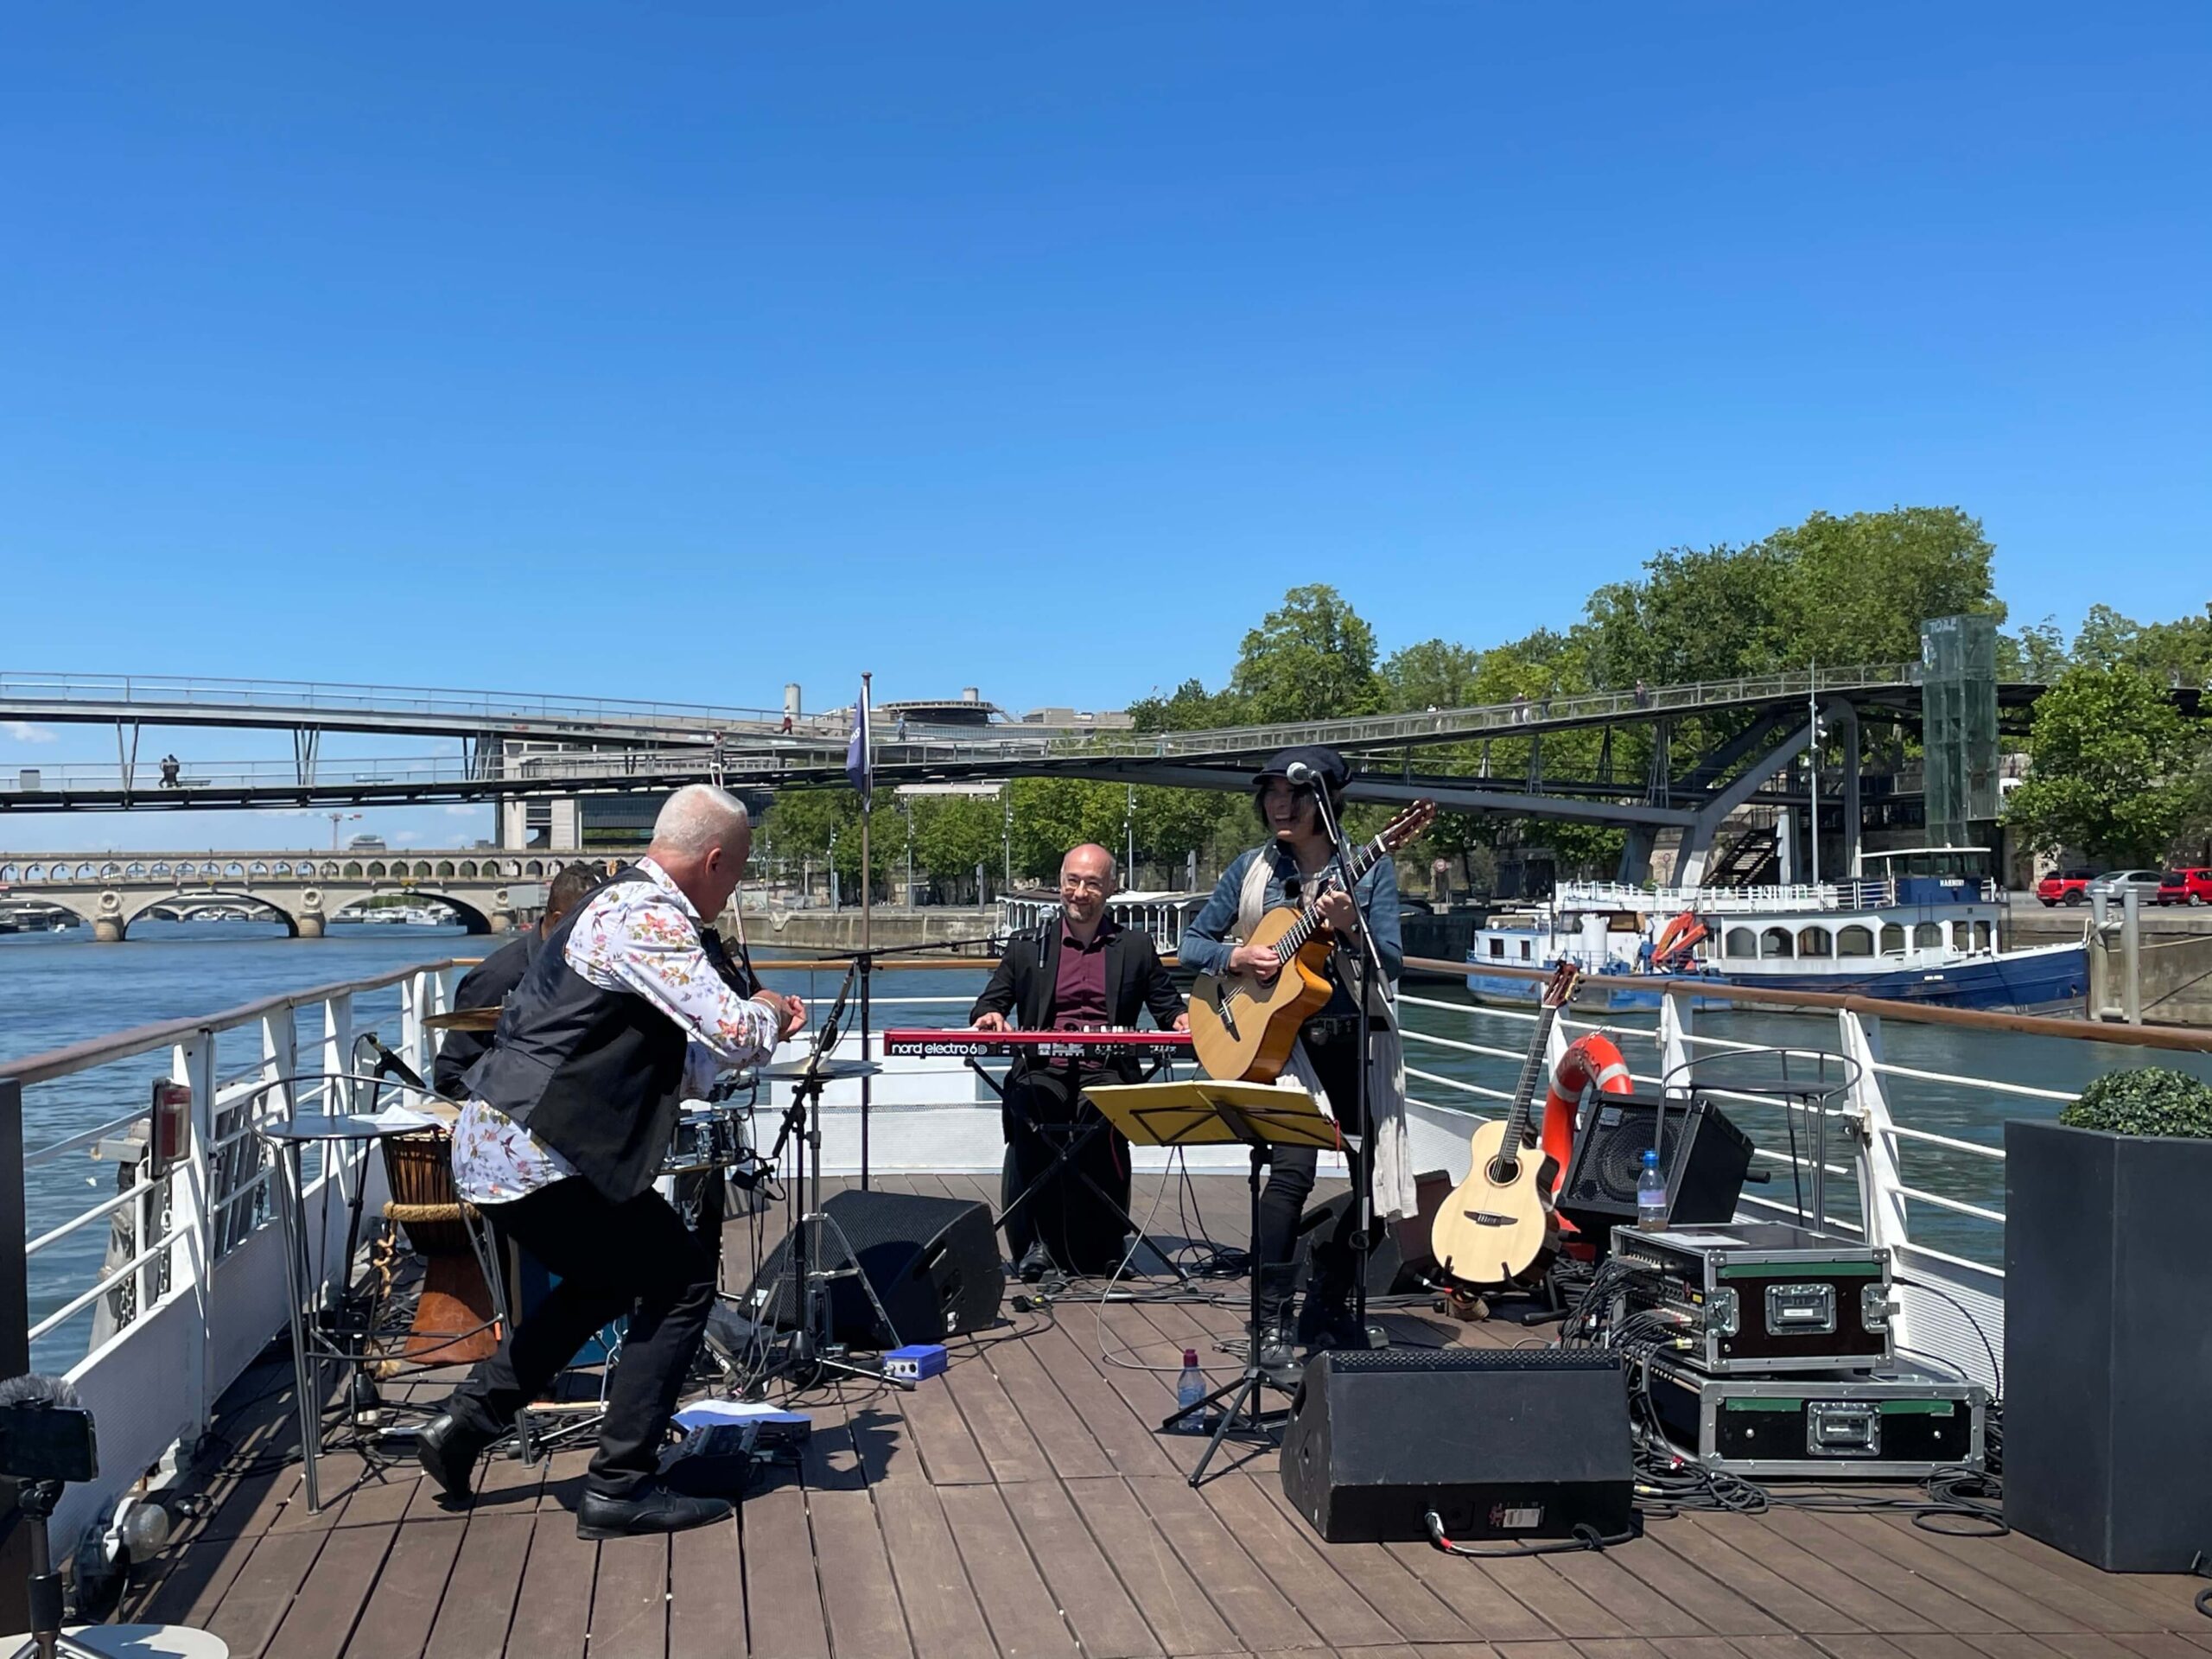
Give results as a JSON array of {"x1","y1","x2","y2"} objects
[{"x1": 1430, "y1": 961, "x2": 1581, "y2": 1294}]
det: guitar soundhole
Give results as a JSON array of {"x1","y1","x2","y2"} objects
[{"x1": 1486, "y1": 1155, "x2": 1520, "y2": 1186}]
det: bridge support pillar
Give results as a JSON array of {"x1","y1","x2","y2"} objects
[
  {"x1": 93, "y1": 918, "x2": 125, "y2": 944},
  {"x1": 487, "y1": 912, "x2": 514, "y2": 934},
  {"x1": 296, "y1": 914, "x2": 326, "y2": 939}
]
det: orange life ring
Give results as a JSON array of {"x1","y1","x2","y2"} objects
[{"x1": 1541, "y1": 1033, "x2": 1633, "y2": 1227}]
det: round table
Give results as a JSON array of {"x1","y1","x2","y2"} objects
[{"x1": 0, "y1": 1625, "x2": 228, "y2": 1657}]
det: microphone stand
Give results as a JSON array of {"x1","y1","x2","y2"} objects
[{"x1": 1303, "y1": 779, "x2": 1389, "y2": 1342}]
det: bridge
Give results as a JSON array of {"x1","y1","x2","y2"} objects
[{"x1": 0, "y1": 849, "x2": 574, "y2": 940}]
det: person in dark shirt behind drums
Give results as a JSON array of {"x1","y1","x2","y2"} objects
[
  {"x1": 431, "y1": 861, "x2": 607, "y2": 1098},
  {"x1": 970, "y1": 843, "x2": 1188, "y2": 1281}
]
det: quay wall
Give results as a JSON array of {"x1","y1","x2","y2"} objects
[{"x1": 727, "y1": 905, "x2": 998, "y2": 955}]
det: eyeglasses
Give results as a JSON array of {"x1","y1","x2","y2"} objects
[{"x1": 1060, "y1": 874, "x2": 1109, "y2": 893}]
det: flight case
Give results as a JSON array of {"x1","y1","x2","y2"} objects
[
  {"x1": 1611, "y1": 1222, "x2": 1896, "y2": 1375},
  {"x1": 1641, "y1": 1355, "x2": 1986, "y2": 1478}
]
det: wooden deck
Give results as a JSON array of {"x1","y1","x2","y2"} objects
[{"x1": 121, "y1": 1173, "x2": 2212, "y2": 1659}]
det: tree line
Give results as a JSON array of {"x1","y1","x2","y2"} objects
[{"x1": 756, "y1": 504, "x2": 2210, "y2": 891}]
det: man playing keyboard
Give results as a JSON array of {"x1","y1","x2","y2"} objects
[{"x1": 970, "y1": 842, "x2": 1188, "y2": 1280}]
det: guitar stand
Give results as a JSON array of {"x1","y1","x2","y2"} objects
[
  {"x1": 1163, "y1": 1141, "x2": 1294, "y2": 1487},
  {"x1": 972, "y1": 1058, "x2": 1193, "y2": 1288}
]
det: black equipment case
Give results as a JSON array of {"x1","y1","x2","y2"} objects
[
  {"x1": 1642, "y1": 1355, "x2": 1986, "y2": 1478},
  {"x1": 1611, "y1": 1221, "x2": 1895, "y2": 1374}
]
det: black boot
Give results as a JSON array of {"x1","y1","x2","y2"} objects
[
  {"x1": 1299, "y1": 1245, "x2": 1376, "y2": 1355},
  {"x1": 416, "y1": 1409, "x2": 500, "y2": 1503},
  {"x1": 1252, "y1": 1264, "x2": 1302, "y2": 1388}
]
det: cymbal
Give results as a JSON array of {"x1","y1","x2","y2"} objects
[
  {"x1": 757, "y1": 1057, "x2": 882, "y2": 1081},
  {"x1": 425, "y1": 1007, "x2": 502, "y2": 1032}
]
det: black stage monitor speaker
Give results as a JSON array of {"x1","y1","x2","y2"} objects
[
  {"x1": 1559, "y1": 1093, "x2": 1751, "y2": 1236},
  {"x1": 1294, "y1": 1169, "x2": 1452, "y2": 1295},
  {"x1": 749, "y1": 1189, "x2": 1005, "y2": 1348},
  {"x1": 1280, "y1": 1349, "x2": 1633, "y2": 1544}
]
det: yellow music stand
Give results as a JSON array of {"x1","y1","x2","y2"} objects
[{"x1": 1086, "y1": 1078, "x2": 1338, "y2": 1486}]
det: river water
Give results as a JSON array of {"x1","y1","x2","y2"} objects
[{"x1": 8, "y1": 925, "x2": 2205, "y2": 1370}]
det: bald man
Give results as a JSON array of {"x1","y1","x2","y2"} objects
[
  {"x1": 971, "y1": 844, "x2": 1188, "y2": 1279},
  {"x1": 421, "y1": 785, "x2": 805, "y2": 1541}
]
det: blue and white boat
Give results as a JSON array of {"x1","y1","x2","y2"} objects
[{"x1": 1466, "y1": 846, "x2": 2087, "y2": 1014}]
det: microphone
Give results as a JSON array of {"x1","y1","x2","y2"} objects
[{"x1": 1283, "y1": 760, "x2": 1319, "y2": 787}]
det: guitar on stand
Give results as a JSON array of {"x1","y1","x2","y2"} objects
[
  {"x1": 1429, "y1": 962, "x2": 1580, "y2": 1302},
  {"x1": 1187, "y1": 799, "x2": 1436, "y2": 1083}
]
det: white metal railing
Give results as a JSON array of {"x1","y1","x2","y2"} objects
[
  {"x1": 3, "y1": 958, "x2": 467, "y2": 1550},
  {"x1": 1550, "y1": 878, "x2": 1996, "y2": 916}
]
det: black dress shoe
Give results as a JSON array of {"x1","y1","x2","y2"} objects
[
  {"x1": 416, "y1": 1412, "x2": 497, "y2": 1503},
  {"x1": 575, "y1": 1484, "x2": 736, "y2": 1540},
  {"x1": 1016, "y1": 1241, "x2": 1052, "y2": 1284}
]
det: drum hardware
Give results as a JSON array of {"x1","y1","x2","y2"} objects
[{"x1": 423, "y1": 1007, "x2": 503, "y2": 1033}]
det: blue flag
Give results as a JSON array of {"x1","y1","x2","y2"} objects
[{"x1": 845, "y1": 680, "x2": 872, "y2": 807}]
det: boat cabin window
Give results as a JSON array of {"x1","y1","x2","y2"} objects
[
  {"x1": 1974, "y1": 919, "x2": 1993, "y2": 950},
  {"x1": 1488, "y1": 938, "x2": 1504, "y2": 958},
  {"x1": 1797, "y1": 926, "x2": 1832, "y2": 957},
  {"x1": 1913, "y1": 922, "x2": 1942, "y2": 948},
  {"x1": 1761, "y1": 927, "x2": 1794, "y2": 958},
  {"x1": 1864, "y1": 847, "x2": 1993, "y2": 881},
  {"x1": 1725, "y1": 927, "x2": 1757, "y2": 958},
  {"x1": 1519, "y1": 939, "x2": 1532, "y2": 961},
  {"x1": 1879, "y1": 924, "x2": 1905, "y2": 955},
  {"x1": 1836, "y1": 925, "x2": 1874, "y2": 957}
]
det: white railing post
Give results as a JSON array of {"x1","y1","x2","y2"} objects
[
  {"x1": 171, "y1": 1031, "x2": 218, "y2": 1439},
  {"x1": 1657, "y1": 994, "x2": 1693, "y2": 1096},
  {"x1": 1839, "y1": 1008, "x2": 1914, "y2": 1355},
  {"x1": 321, "y1": 992, "x2": 353, "y2": 1113}
]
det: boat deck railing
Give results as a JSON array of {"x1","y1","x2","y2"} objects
[{"x1": 1552, "y1": 876, "x2": 1997, "y2": 915}]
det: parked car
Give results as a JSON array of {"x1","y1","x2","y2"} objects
[
  {"x1": 2157, "y1": 868, "x2": 2212, "y2": 906},
  {"x1": 2088, "y1": 869, "x2": 2167, "y2": 902},
  {"x1": 2036, "y1": 868, "x2": 2094, "y2": 906}
]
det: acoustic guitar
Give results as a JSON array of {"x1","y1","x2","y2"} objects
[
  {"x1": 1429, "y1": 961, "x2": 1580, "y2": 1290},
  {"x1": 1187, "y1": 800, "x2": 1436, "y2": 1084}
]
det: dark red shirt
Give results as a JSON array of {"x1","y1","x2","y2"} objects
[{"x1": 1050, "y1": 915, "x2": 1117, "y2": 1030}]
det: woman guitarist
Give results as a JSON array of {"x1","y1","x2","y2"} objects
[{"x1": 1180, "y1": 746, "x2": 1409, "y2": 1382}]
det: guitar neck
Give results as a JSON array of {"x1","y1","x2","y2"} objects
[
  {"x1": 1274, "y1": 836, "x2": 1388, "y2": 957},
  {"x1": 1501, "y1": 1004, "x2": 1561, "y2": 1150}
]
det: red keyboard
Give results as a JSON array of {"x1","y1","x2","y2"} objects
[{"x1": 882, "y1": 1027, "x2": 1192, "y2": 1061}]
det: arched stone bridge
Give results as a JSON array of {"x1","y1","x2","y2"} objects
[{"x1": 0, "y1": 849, "x2": 578, "y2": 941}]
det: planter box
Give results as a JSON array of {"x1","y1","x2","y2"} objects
[{"x1": 2004, "y1": 1118, "x2": 2212, "y2": 1573}]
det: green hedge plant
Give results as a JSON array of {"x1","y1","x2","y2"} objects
[{"x1": 2059, "y1": 1066, "x2": 2212, "y2": 1140}]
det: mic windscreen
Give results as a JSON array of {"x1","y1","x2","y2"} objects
[{"x1": 0, "y1": 1373, "x2": 84, "y2": 1410}]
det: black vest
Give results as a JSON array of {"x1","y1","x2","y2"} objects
[{"x1": 463, "y1": 868, "x2": 733, "y2": 1203}]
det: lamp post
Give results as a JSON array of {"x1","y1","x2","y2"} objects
[
  {"x1": 1001, "y1": 789, "x2": 1013, "y2": 893},
  {"x1": 828, "y1": 828, "x2": 842, "y2": 911},
  {"x1": 1124, "y1": 785, "x2": 1136, "y2": 887}
]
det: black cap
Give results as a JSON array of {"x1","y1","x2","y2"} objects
[{"x1": 1254, "y1": 745, "x2": 1351, "y2": 793}]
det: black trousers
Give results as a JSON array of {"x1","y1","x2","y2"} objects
[
  {"x1": 1001, "y1": 1065, "x2": 1132, "y2": 1274},
  {"x1": 1254, "y1": 1027, "x2": 1371, "y2": 1320},
  {"x1": 444, "y1": 1177, "x2": 717, "y2": 1501}
]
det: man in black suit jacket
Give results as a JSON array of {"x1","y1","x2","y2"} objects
[
  {"x1": 970, "y1": 842, "x2": 1187, "y2": 1278},
  {"x1": 432, "y1": 861, "x2": 605, "y2": 1098}
]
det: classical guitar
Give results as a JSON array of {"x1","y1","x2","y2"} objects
[
  {"x1": 1429, "y1": 962, "x2": 1581, "y2": 1291},
  {"x1": 1187, "y1": 799, "x2": 1437, "y2": 1084}
]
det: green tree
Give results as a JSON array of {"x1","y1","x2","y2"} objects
[
  {"x1": 1379, "y1": 639, "x2": 1482, "y2": 711},
  {"x1": 1583, "y1": 542, "x2": 1793, "y2": 688},
  {"x1": 759, "y1": 788, "x2": 862, "y2": 888},
  {"x1": 1128, "y1": 678, "x2": 1249, "y2": 733},
  {"x1": 2000, "y1": 616, "x2": 2071, "y2": 682},
  {"x1": 909, "y1": 794, "x2": 1001, "y2": 888},
  {"x1": 1005, "y1": 778, "x2": 1127, "y2": 881},
  {"x1": 1229, "y1": 584, "x2": 1381, "y2": 721},
  {"x1": 2073, "y1": 603, "x2": 2212, "y2": 684},
  {"x1": 1764, "y1": 506, "x2": 2005, "y2": 666},
  {"x1": 2003, "y1": 665, "x2": 2205, "y2": 863}
]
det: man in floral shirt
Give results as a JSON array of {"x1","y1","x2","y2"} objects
[{"x1": 419, "y1": 785, "x2": 805, "y2": 1541}]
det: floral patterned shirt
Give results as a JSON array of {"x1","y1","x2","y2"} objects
[{"x1": 451, "y1": 856, "x2": 783, "y2": 1203}]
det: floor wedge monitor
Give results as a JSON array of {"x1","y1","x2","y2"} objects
[
  {"x1": 748, "y1": 1189, "x2": 1005, "y2": 1348},
  {"x1": 1280, "y1": 1349, "x2": 1634, "y2": 1544},
  {"x1": 1558, "y1": 1092, "x2": 1752, "y2": 1235}
]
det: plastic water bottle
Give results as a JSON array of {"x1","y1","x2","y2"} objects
[
  {"x1": 1637, "y1": 1148, "x2": 1668, "y2": 1227},
  {"x1": 1175, "y1": 1348, "x2": 1207, "y2": 1432}
]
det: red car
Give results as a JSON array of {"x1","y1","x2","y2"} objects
[
  {"x1": 2036, "y1": 868, "x2": 2094, "y2": 906},
  {"x1": 2157, "y1": 868, "x2": 2212, "y2": 906}
]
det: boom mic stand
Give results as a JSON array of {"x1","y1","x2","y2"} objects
[
  {"x1": 746, "y1": 961, "x2": 911, "y2": 1395},
  {"x1": 1304, "y1": 779, "x2": 1389, "y2": 1344}
]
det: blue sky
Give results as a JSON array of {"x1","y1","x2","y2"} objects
[{"x1": 3, "y1": 3, "x2": 2207, "y2": 850}]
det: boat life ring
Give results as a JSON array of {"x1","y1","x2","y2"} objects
[
  {"x1": 1652, "y1": 910, "x2": 1706, "y2": 968},
  {"x1": 1541, "y1": 1033, "x2": 1634, "y2": 1230}
]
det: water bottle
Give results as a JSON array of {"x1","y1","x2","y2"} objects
[
  {"x1": 1174, "y1": 1348, "x2": 1207, "y2": 1432},
  {"x1": 1637, "y1": 1147, "x2": 1668, "y2": 1227}
]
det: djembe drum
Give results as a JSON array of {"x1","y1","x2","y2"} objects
[{"x1": 380, "y1": 1131, "x2": 499, "y2": 1363}]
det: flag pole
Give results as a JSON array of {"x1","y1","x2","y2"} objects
[{"x1": 859, "y1": 672, "x2": 874, "y2": 1190}]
